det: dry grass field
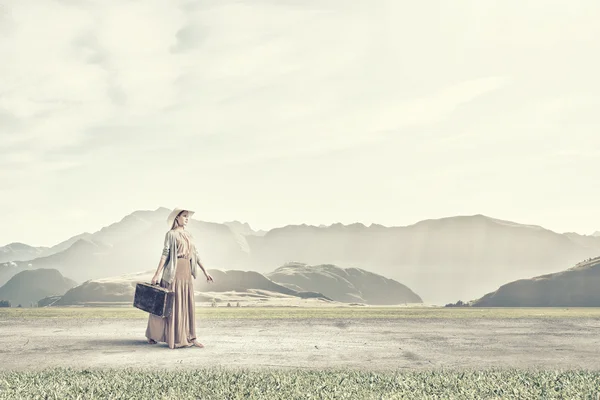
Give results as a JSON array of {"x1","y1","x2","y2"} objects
[{"x1": 2, "y1": 306, "x2": 600, "y2": 398}]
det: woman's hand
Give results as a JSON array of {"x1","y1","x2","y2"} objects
[
  {"x1": 205, "y1": 273, "x2": 214, "y2": 283},
  {"x1": 151, "y1": 274, "x2": 160, "y2": 285}
]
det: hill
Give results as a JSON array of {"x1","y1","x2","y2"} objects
[
  {"x1": 266, "y1": 262, "x2": 422, "y2": 304},
  {"x1": 0, "y1": 269, "x2": 77, "y2": 306},
  {"x1": 471, "y1": 256, "x2": 600, "y2": 307},
  {"x1": 0, "y1": 262, "x2": 20, "y2": 287}
]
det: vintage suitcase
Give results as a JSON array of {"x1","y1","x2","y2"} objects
[{"x1": 133, "y1": 282, "x2": 174, "y2": 318}]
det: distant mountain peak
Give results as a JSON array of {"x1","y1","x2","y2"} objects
[
  {"x1": 1, "y1": 242, "x2": 36, "y2": 250},
  {"x1": 225, "y1": 219, "x2": 246, "y2": 224},
  {"x1": 224, "y1": 220, "x2": 267, "y2": 236},
  {"x1": 277, "y1": 222, "x2": 368, "y2": 230},
  {"x1": 224, "y1": 220, "x2": 252, "y2": 228},
  {"x1": 330, "y1": 222, "x2": 367, "y2": 228},
  {"x1": 484, "y1": 216, "x2": 545, "y2": 230},
  {"x1": 0, "y1": 242, "x2": 49, "y2": 263},
  {"x1": 238, "y1": 214, "x2": 561, "y2": 233},
  {"x1": 410, "y1": 214, "x2": 546, "y2": 231},
  {"x1": 592, "y1": 231, "x2": 600, "y2": 237}
]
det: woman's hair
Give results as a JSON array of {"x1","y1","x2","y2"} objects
[{"x1": 171, "y1": 210, "x2": 186, "y2": 230}]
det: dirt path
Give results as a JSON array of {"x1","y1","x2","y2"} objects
[{"x1": 1, "y1": 318, "x2": 600, "y2": 371}]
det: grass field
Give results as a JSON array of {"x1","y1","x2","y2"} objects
[
  {"x1": 2, "y1": 306, "x2": 600, "y2": 319},
  {"x1": 1, "y1": 367, "x2": 600, "y2": 399}
]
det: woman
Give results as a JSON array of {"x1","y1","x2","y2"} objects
[{"x1": 145, "y1": 207, "x2": 214, "y2": 349}]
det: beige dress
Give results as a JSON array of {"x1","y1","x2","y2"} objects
[{"x1": 145, "y1": 230, "x2": 197, "y2": 349}]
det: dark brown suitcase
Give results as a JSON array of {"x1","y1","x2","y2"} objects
[{"x1": 133, "y1": 282, "x2": 174, "y2": 318}]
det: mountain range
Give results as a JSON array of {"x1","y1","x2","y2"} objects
[{"x1": 2, "y1": 207, "x2": 600, "y2": 304}]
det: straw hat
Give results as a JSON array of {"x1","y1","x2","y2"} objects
[{"x1": 166, "y1": 207, "x2": 195, "y2": 228}]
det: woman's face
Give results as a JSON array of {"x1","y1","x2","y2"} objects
[{"x1": 176, "y1": 211, "x2": 190, "y2": 227}]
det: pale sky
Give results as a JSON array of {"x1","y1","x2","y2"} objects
[{"x1": 1, "y1": 0, "x2": 599, "y2": 247}]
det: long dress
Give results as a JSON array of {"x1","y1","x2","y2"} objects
[{"x1": 145, "y1": 229, "x2": 197, "y2": 349}]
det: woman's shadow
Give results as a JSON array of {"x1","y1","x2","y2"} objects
[{"x1": 94, "y1": 338, "x2": 170, "y2": 350}]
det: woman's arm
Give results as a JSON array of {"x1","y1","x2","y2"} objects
[
  {"x1": 196, "y1": 255, "x2": 206, "y2": 274},
  {"x1": 195, "y1": 248, "x2": 214, "y2": 282},
  {"x1": 151, "y1": 232, "x2": 171, "y2": 284},
  {"x1": 151, "y1": 256, "x2": 167, "y2": 284}
]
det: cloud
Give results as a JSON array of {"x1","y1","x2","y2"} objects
[
  {"x1": 2, "y1": 0, "x2": 600, "y2": 245},
  {"x1": 1, "y1": 0, "x2": 510, "y2": 170},
  {"x1": 170, "y1": 24, "x2": 207, "y2": 54},
  {"x1": 0, "y1": 108, "x2": 22, "y2": 133}
]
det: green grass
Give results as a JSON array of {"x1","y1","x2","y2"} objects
[
  {"x1": 2, "y1": 306, "x2": 600, "y2": 320},
  {"x1": 1, "y1": 368, "x2": 600, "y2": 399}
]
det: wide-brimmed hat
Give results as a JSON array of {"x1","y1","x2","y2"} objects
[{"x1": 167, "y1": 207, "x2": 195, "y2": 228}]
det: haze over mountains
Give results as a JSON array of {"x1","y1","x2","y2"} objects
[
  {"x1": 2, "y1": 207, "x2": 600, "y2": 305},
  {"x1": 247, "y1": 215, "x2": 600, "y2": 304}
]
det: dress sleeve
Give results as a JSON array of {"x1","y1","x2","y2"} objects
[{"x1": 161, "y1": 231, "x2": 171, "y2": 257}]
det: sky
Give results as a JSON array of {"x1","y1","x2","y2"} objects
[{"x1": 1, "y1": 0, "x2": 600, "y2": 247}]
